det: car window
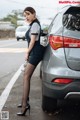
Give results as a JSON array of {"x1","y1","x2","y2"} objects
[
  {"x1": 63, "y1": 13, "x2": 80, "y2": 31},
  {"x1": 63, "y1": 7, "x2": 80, "y2": 31}
]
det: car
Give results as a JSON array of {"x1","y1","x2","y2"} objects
[
  {"x1": 40, "y1": 5, "x2": 80, "y2": 112},
  {"x1": 15, "y1": 25, "x2": 29, "y2": 41}
]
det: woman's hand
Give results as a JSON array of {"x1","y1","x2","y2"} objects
[
  {"x1": 25, "y1": 52, "x2": 29, "y2": 61},
  {"x1": 25, "y1": 36, "x2": 36, "y2": 61},
  {"x1": 25, "y1": 49, "x2": 29, "y2": 61}
]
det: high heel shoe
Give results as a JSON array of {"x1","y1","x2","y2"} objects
[
  {"x1": 17, "y1": 103, "x2": 29, "y2": 108},
  {"x1": 17, "y1": 103, "x2": 22, "y2": 108},
  {"x1": 17, "y1": 104, "x2": 30, "y2": 116},
  {"x1": 18, "y1": 97, "x2": 29, "y2": 108}
]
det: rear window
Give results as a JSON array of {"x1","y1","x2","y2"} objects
[{"x1": 63, "y1": 6, "x2": 80, "y2": 31}]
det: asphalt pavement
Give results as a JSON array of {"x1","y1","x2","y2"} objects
[
  {"x1": 0, "y1": 63, "x2": 52, "y2": 120},
  {"x1": 1, "y1": 63, "x2": 80, "y2": 120}
]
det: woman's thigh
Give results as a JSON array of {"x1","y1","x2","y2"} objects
[{"x1": 24, "y1": 63, "x2": 36, "y2": 78}]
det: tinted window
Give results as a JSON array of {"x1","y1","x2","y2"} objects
[
  {"x1": 63, "y1": 7, "x2": 80, "y2": 31},
  {"x1": 63, "y1": 13, "x2": 80, "y2": 31}
]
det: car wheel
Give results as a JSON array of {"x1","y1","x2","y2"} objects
[
  {"x1": 42, "y1": 95, "x2": 57, "y2": 112},
  {"x1": 17, "y1": 37, "x2": 19, "y2": 41},
  {"x1": 23, "y1": 38, "x2": 25, "y2": 41}
]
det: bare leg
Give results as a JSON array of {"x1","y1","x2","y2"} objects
[{"x1": 22, "y1": 63, "x2": 36, "y2": 108}]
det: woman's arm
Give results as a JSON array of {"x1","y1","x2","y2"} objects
[
  {"x1": 25, "y1": 35, "x2": 36, "y2": 60},
  {"x1": 27, "y1": 35, "x2": 36, "y2": 53},
  {"x1": 25, "y1": 22, "x2": 40, "y2": 61}
]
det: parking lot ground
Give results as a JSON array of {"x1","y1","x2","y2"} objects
[
  {"x1": 1, "y1": 64, "x2": 54, "y2": 120},
  {"x1": 1, "y1": 64, "x2": 80, "y2": 120}
]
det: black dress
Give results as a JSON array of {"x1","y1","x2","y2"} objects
[{"x1": 25, "y1": 19, "x2": 46, "y2": 66}]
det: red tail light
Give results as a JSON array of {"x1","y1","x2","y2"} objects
[
  {"x1": 52, "y1": 78, "x2": 73, "y2": 84},
  {"x1": 49, "y1": 35, "x2": 80, "y2": 50}
]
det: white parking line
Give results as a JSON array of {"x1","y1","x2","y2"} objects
[
  {"x1": 0, "y1": 42, "x2": 20, "y2": 47},
  {"x1": 0, "y1": 48, "x2": 27, "y2": 53},
  {"x1": 0, "y1": 64, "x2": 23, "y2": 112}
]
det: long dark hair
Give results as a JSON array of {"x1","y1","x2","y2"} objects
[{"x1": 23, "y1": 7, "x2": 36, "y2": 14}]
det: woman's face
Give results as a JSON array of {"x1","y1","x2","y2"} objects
[{"x1": 24, "y1": 11, "x2": 36, "y2": 23}]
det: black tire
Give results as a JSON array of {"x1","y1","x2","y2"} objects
[
  {"x1": 23, "y1": 38, "x2": 25, "y2": 41},
  {"x1": 42, "y1": 95, "x2": 57, "y2": 112},
  {"x1": 17, "y1": 37, "x2": 19, "y2": 41}
]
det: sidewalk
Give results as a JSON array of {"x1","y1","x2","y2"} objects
[{"x1": 1, "y1": 64, "x2": 47, "y2": 120}]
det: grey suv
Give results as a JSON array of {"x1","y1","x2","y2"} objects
[{"x1": 41, "y1": 5, "x2": 80, "y2": 112}]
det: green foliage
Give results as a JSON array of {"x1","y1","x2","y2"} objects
[
  {"x1": 43, "y1": 27, "x2": 48, "y2": 31},
  {"x1": 1, "y1": 10, "x2": 23, "y2": 28}
]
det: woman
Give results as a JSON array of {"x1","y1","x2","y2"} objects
[{"x1": 17, "y1": 7, "x2": 46, "y2": 116}]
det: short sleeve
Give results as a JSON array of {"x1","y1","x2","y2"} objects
[{"x1": 30, "y1": 22, "x2": 40, "y2": 35}]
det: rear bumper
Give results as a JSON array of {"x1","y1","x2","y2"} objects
[
  {"x1": 64, "y1": 92, "x2": 80, "y2": 99},
  {"x1": 42, "y1": 81, "x2": 80, "y2": 100}
]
